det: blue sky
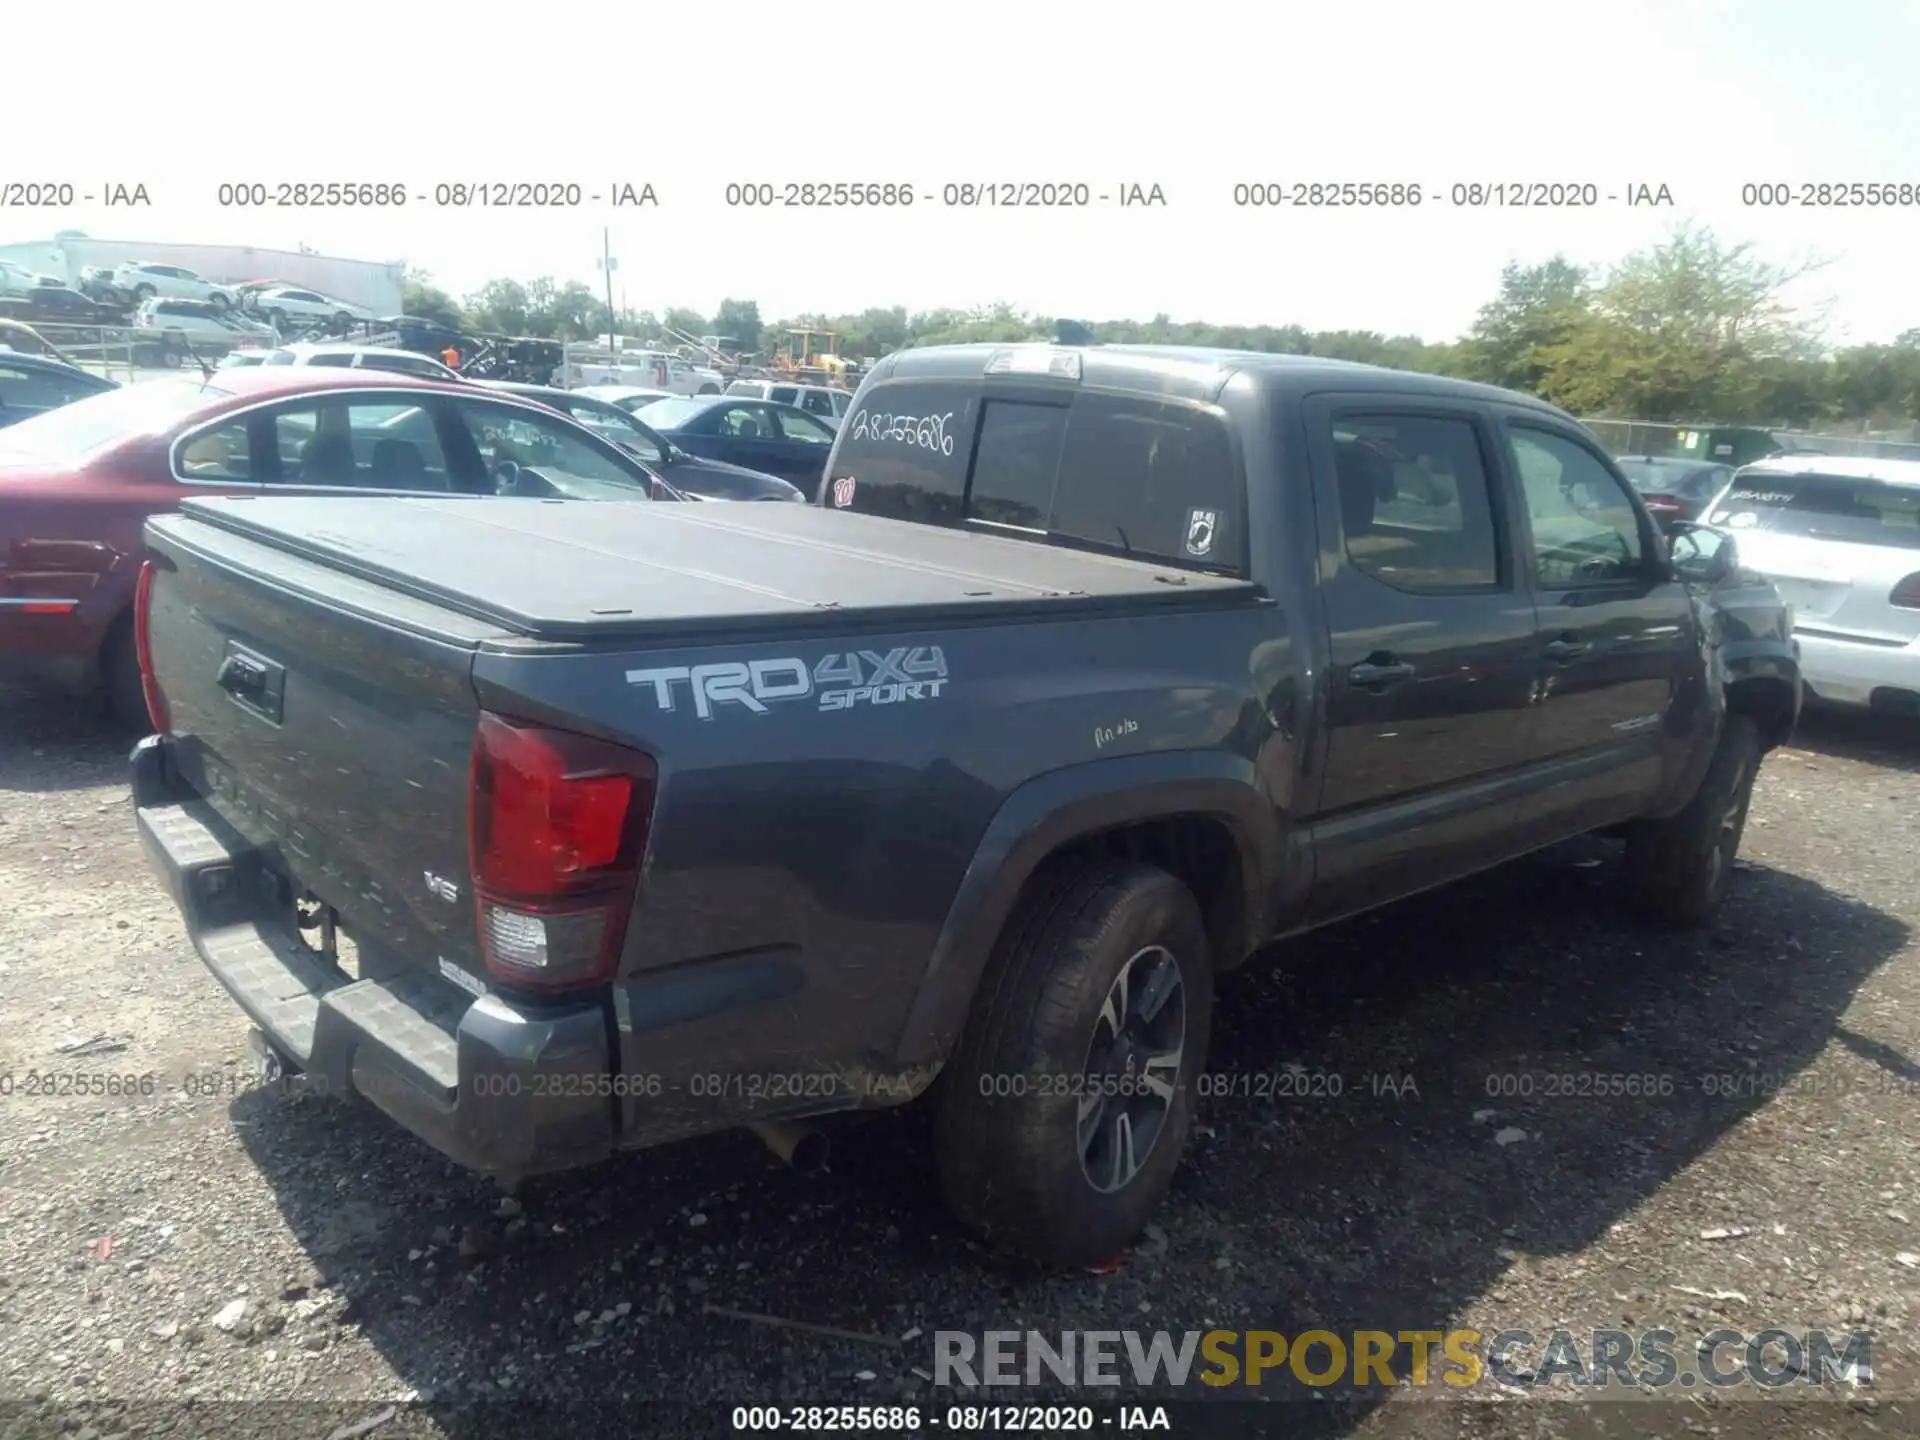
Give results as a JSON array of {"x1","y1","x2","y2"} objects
[{"x1": 9, "y1": 0, "x2": 1918, "y2": 342}]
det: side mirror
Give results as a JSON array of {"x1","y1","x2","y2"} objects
[{"x1": 1667, "y1": 520, "x2": 1737, "y2": 586}]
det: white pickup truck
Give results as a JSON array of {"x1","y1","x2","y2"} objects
[
  {"x1": 725, "y1": 378, "x2": 854, "y2": 429},
  {"x1": 563, "y1": 349, "x2": 724, "y2": 395}
]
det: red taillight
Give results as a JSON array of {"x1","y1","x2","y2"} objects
[
  {"x1": 1642, "y1": 494, "x2": 1682, "y2": 513},
  {"x1": 1892, "y1": 573, "x2": 1920, "y2": 611},
  {"x1": 468, "y1": 712, "x2": 656, "y2": 990},
  {"x1": 133, "y1": 559, "x2": 170, "y2": 732}
]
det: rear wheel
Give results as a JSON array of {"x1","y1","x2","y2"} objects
[
  {"x1": 102, "y1": 618, "x2": 152, "y2": 735},
  {"x1": 209, "y1": 292, "x2": 230, "y2": 311},
  {"x1": 1624, "y1": 714, "x2": 1761, "y2": 927},
  {"x1": 933, "y1": 860, "x2": 1212, "y2": 1267},
  {"x1": 133, "y1": 283, "x2": 155, "y2": 302}
]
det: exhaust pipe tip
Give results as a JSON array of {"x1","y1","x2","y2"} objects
[{"x1": 749, "y1": 1121, "x2": 830, "y2": 1176}]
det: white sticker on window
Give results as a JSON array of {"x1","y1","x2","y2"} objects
[{"x1": 1184, "y1": 508, "x2": 1219, "y2": 558}]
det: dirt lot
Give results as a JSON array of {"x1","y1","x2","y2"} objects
[{"x1": 2, "y1": 683, "x2": 1919, "y2": 1439}]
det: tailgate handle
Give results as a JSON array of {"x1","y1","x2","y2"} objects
[
  {"x1": 218, "y1": 654, "x2": 268, "y2": 693},
  {"x1": 216, "y1": 642, "x2": 286, "y2": 724}
]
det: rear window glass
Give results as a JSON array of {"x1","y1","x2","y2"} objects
[
  {"x1": 1052, "y1": 395, "x2": 1237, "y2": 564},
  {"x1": 831, "y1": 385, "x2": 1240, "y2": 570},
  {"x1": 1616, "y1": 459, "x2": 1726, "y2": 498},
  {"x1": 827, "y1": 384, "x2": 978, "y2": 525},
  {"x1": 1708, "y1": 474, "x2": 1920, "y2": 551},
  {"x1": 970, "y1": 401, "x2": 1067, "y2": 527}
]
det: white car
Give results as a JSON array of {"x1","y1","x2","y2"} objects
[
  {"x1": 566, "y1": 349, "x2": 724, "y2": 396},
  {"x1": 1704, "y1": 455, "x2": 1920, "y2": 713},
  {"x1": 0, "y1": 260, "x2": 51, "y2": 297},
  {"x1": 113, "y1": 261, "x2": 235, "y2": 308},
  {"x1": 260, "y1": 342, "x2": 462, "y2": 381},
  {"x1": 574, "y1": 384, "x2": 675, "y2": 412},
  {"x1": 724, "y1": 377, "x2": 853, "y2": 429},
  {"x1": 247, "y1": 285, "x2": 372, "y2": 330},
  {"x1": 132, "y1": 298, "x2": 277, "y2": 361}
]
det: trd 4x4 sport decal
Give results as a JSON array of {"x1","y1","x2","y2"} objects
[{"x1": 626, "y1": 646, "x2": 949, "y2": 719}]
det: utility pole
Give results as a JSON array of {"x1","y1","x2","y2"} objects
[{"x1": 597, "y1": 228, "x2": 618, "y2": 354}]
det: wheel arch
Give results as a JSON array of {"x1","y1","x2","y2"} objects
[
  {"x1": 891, "y1": 751, "x2": 1283, "y2": 1068},
  {"x1": 1722, "y1": 660, "x2": 1800, "y2": 753}
]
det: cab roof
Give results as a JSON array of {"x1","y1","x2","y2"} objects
[{"x1": 871, "y1": 342, "x2": 1575, "y2": 417}]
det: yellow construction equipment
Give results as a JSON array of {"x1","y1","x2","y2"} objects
[{"x1": 774, "y1": 327, "x2": 839, "y2": 374}]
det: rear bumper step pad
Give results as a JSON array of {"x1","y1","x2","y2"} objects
[{"x1": 132, "y1": 736, "x2": 613, "y2": 1180}]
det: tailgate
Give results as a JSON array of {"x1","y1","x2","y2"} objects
[{"x1": 141, "y1": 511, "x2": 498, "y2": 985}]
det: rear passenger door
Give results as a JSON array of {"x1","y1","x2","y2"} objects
[
  {"x1": 1301, "y1": 396, "x2": 1542, "y2": 922},
  {"x1": 709, "y1": 401, "x2": 795, "y2": 476},
  {"x1": 1496, "y1": 416, "x2": 1696, "y2": 837}
]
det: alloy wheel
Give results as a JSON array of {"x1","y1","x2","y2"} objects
[{"x1": 1077, "y1": 944, "x2": 1186, "y2": 1194}]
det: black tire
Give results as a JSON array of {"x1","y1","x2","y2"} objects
[
  {"x1": 209, "y1": 292, "x2": 230, "y2": 311},
  {"x1": 159, "y1": 345, "x2": 182, "y2": 369},
  {"x1": 133, "y1": 284, "x2": 155, "y2": 302},
  {"x1": 102, "y1": 619, "x2": 153, "y2": 735},
  {"x1": 933, "y1": 860, "x2": 1213, "y2": 1267},
  {"x1": 267, "y1": 308, "x2": 287, "y2": 331},
  {"x1": 1623, "y1": 714, "x2": 1762, "y2": 927}
]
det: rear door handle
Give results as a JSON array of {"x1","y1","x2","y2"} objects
[
  {"x1": 1544, "y1": 638, "x2": 1591, "y2": 663},
  {"x1": 1349, "y1": 659, "x2": 1416, "y2": 688}
]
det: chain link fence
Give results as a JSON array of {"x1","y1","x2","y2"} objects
[{"x1": 1583, "y1": 417, "x2": 1920, "y2": 462}]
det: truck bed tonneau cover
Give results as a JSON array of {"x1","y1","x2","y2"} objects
[{"x1": 164, "y1": 495, "x2": 1257, "y2": 642}]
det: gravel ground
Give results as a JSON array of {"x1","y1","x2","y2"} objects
[{"x1": 3, "y1": 684, "x2": 1919, "y2": 1439}]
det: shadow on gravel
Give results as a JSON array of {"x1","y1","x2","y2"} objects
[
  {"x1": 1789, "y1": 704, "x2": 1920, "y2": 774},
  {"x1": 0, "y1": 685, "x2": 142, "y2": 795},
  {"x1": 225, "y1": 838, "x2": 1906, "y2": 1439}
]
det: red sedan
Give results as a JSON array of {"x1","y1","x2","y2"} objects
[{"x1": 1, "y1": 367, "x2": 664, "y2": 726}]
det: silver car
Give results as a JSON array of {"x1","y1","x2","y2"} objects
[{"x1": 1703, "y1": 454, "x2": 1920, "y2": 714}]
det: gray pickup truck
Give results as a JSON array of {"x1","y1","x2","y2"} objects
[{"x1": 130, "y1": 344, "x2": 1799, "y2": 1267}]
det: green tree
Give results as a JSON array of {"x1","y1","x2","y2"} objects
[
  {"x1": 403, "y1": 268, "x2": 466, "y2": 330},
  {"x1": 1459, "y1": 256, "x2": 1592, "y2": 395},
  {"x1": 465, "y1": 278, "x2": 532, "y2": 336},
  {"x1": 711, "y1": 298, "x2": 762, "y2": 353},
  {"x1": 1542, "y1": 226, "x2": 1829, "y2": 421},
  {"x1": 432, "y1": 227, "x2": 1918, "y2": 431},
  {"x1": 661, "y1": 307, "x2": 708, "y2": 342}
]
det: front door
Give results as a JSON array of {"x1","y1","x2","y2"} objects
[
  {"x1": 1497, "y1": 415, "x2": 1697, "y2": 839},
  {"x1": 1302, "y1": 397, "x2": 1542, "y2": 922}
]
